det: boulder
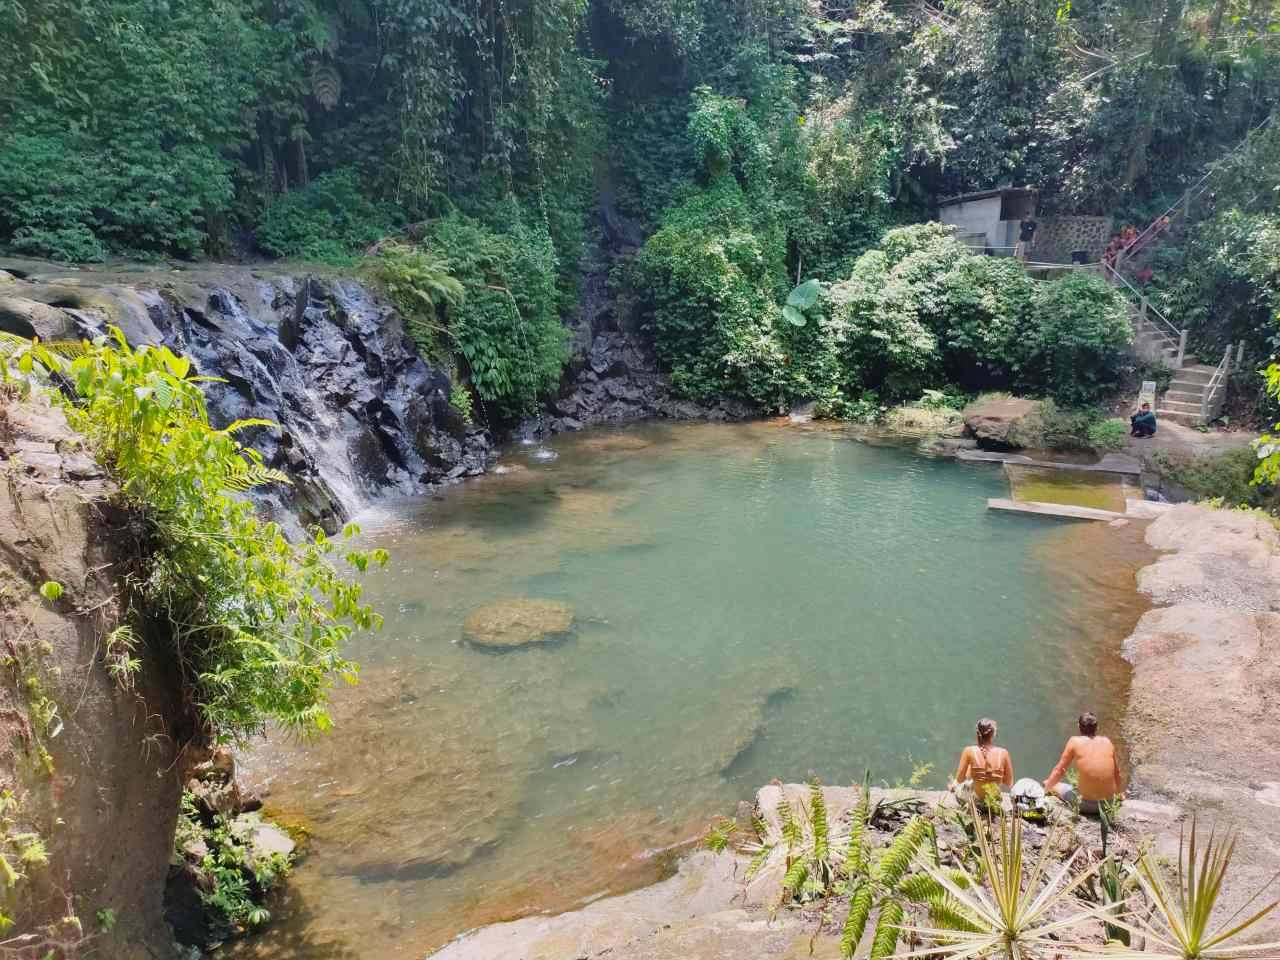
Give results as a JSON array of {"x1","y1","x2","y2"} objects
[
  {"x1": 962, "y1": 396, "x2": 1043, "y2": 449},
  {"x1": 0, "y1": 294, "x2": 80, "y2": 340},
  {"x1": 462, "y1": 598, "x2": 575, "y2": 650}
]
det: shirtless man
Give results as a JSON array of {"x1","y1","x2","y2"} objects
[{"x1": 1043, "y1": 712, "x2": 1122, "y2": 814}]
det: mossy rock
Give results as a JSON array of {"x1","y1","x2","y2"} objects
[{"x1": 462, "y1": 599, "x2": 574, "y2": 650}]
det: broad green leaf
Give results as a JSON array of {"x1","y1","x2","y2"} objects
[
  {"x1": 787, "y1": 278, "x2": 825, "y2": 310},
  {"x1": 783, "y1": 304, "x2": 809, "y2": 327}
]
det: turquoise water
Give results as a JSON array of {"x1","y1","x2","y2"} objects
[{"x1": 235, "y1": 422, "x2": 1149, "y2": 958}]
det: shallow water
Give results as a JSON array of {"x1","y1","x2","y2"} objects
[{"x1": 233, "y1": 421, "x2": 1151, "y2": 959}]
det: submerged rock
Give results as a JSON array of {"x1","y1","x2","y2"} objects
[{"x1": 462, "y1": 598, "x2": 575, "y2": 650}]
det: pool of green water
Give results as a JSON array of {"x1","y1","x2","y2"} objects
[
  {"x1": 234, "y1": 422, "x2": 1151, "y2": 958},
  {"x1": 1006, "y1": 464, "x2": 1129, "y2": 512}
]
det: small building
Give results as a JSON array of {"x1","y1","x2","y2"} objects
[{"x1": 937, "y1": 187, "x2": 1038, "y2": 255}]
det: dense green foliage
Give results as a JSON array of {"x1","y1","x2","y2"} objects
[
  {"x1": 175, "y1": 791, "x2": 291, "y2": 931},
  {"x1": 2, "y1": 0, "x2": 1278, "y2": 416},
  {"x1": 638, "y1": 214, "x2": 1132, "y2": 412},
  {"x1": 3, "y1": 332, "x2": 387, "y2": 743},
  {"x1": 367, "y1": 216, "x2": 569, "y2": 419}
]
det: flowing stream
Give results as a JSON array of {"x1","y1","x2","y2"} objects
[{"x1": 233, "y1": 421, "x2": 1151, "y2": 959}]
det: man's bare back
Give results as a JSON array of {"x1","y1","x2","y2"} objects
[{"x1": 1045, "y1": 733, "x2": 1121, "y2": 802}]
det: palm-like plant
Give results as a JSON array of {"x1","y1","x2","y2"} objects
[
  {"x1": 1101, "y1": 820, "x2": 1280, "y2": 960},
  {"x1": 894, "y1": 802, "x2": 1114, "y2": 960}
]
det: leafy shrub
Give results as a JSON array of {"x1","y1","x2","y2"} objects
[
  {"x1": 255, "y1": 170, "x2": 395, "y2": 264},
  {"x1": 633, "y1": 178, "x2": 793, "y2": 407},
  {"x1": 0, "y1": 130, "x2": 233, "y2": 261},
  {"x1": 429, "y1": 216, "x2": 568, "y2": 420},
  {"x1": 175, "y1": 791, "x2": 290, "y2": 931},
  {"x1": 1021, "y1": 273, "x2": 1133, "y2": 406},
  {"x1": 368, "y1": 216, "x2": 569, "y2": 420},
  {"x1": 1087, "y1": 418, "x2": 1130, "y2": 452},
  {"x1": 1160, "y1": 446, "x2": 1278, "y2": 513},
  {"x1": 5, "y1": 332, "x2": 387, "y2": 742},
  {"x1": 363, "y1": 242, "x2": 464, "y2": 363}
]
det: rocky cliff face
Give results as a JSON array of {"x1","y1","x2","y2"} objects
[
  {"x1": 0, "y1": 397, "x2": 186, "y2": 958},
  {"x1": 0, "y1": 259, "x2": 494, "y2": 536},
  {"x1": 542, "y1": 197, "x2": 753, "y2": 433}
]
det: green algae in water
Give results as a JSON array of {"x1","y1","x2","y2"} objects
[{"x1": 1006, "y1": 465, "x2": 1128, "y2": 512}]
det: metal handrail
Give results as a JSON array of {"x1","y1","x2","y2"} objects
[
  {"x1": 1199, "y1": 344, "x2": 1233, "y2": 422},
  {"x1": 1102, "y1": 261, "x2": 1183, "y2": 343}
]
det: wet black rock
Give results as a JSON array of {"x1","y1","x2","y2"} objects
[
  {"x1": 541, "y1": 199, "x2": 754, "y2": 434},
  {"x1": 0, "y1": 261, "x2": 495, "y2": 534}
]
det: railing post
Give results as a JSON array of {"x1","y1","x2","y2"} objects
[
  {"x1": 1237, "y1": 342, "x2": 1245, "y2": 365},
  {"x1": 1139, "y1": 297, "x2": 1148, "y2": 321},
  {"x1": 1176, "y1": 330, "x2": 1187, "y2": 369}
]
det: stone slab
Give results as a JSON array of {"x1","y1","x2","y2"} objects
[{"x1": 988, "y1": 498, "x2": 1131, "y2": 521}]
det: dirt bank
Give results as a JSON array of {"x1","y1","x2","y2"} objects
[
  {"x1": 1122, "y1": 503, "x2": 1280, "y2": 937},
  {"x1": 0, "y1": 396, "x2": 187, "y2": 957}
]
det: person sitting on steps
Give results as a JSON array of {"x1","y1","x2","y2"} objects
[
  {"x1": 1043, "y1": 712, "x2": 1123, "y2": 816},
  {"x1": 949, "y1": 717, "x2": 1013, "y2": 809},
  {"x1": 1130, "y1": 402, "x2": 1157, "y2": 437}
]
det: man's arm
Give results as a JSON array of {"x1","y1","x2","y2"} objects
[
  {"x1": 1044, "y1": 740, "x2": 1076, "y2": 790},
  {"x1": 1002, "y1": 751, "x2": 1014, "y2": 788}
]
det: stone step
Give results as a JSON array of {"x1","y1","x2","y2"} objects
[
  {"x1": 1171, "y1": 368, "x2": 1215, "y2": 385},
  {"x1": 1163, "y1": 389, "x2": 1206, "y2": 404},
  {"x1": 1159, "y1": 398, "x2": 1205, "y2": 414},
  {"x1": 1157, "y1": 409, "x2": 1205, "y2": 426}
]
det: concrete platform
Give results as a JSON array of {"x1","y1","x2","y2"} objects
[
  {"x1": 958, "y1": 449, "x2": 1142, "y2": 476},
  {"x1": 988, "y1": 498, "x2": 1131, "y2": 521}
]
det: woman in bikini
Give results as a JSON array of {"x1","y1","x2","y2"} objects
[{"x1": 949, "y1": 717, "x2": 1014, "y2": 807}]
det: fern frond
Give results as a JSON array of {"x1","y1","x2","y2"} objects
[
  {"x1": 745, "y1": 842, "x2": 775, "y2": 881},
  {"x1": 704, "y1": 818, "x2": 737, "y2": 853},
  {"x1": 781, "y1": 857, "x2": 809, "y2": 898},
  {"x1": 220, "y1": 418, "x2": 279, "y2": 435},
  {"x1": 846, "y1": 771, "x2": 872, "y2": 878},
  {"x1": 869, "y1": 898, "x2": 905, "y2": 960},
  {"x1": 842, "y1": 881, "x2": 874, "y2": 958},
  {"x1": 810, "y1": 777, "x2": 829, "y2": 863},
  {"x1": 874, "y1": 815, "x2": 931, "y2": 887},
  {"x1": 218, "y1": 462, "x2": 292, "y2": 492},
  {"x1": 778, "y1": 792, "x2": 802, "y2": 851},
  {"x1": 926, "y1": 891, "x2": 984, "y2": 933}
]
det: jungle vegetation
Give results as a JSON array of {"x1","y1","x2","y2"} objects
[{"x1": 2, "y1": 0, "x2": 1279, "y2": 420}]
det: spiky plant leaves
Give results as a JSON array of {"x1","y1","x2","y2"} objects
[
  {"x1": 842, "y1": 880, "x2": 875, "y2": 958},
  {"x1": 870, "y1": 898, "x2": 905, "y2": 960},
  {"x1": 894, "y1": 804, "x2": 1116, "y2": 960},
  {"x1": 1082, "y1": 818, "x2": 1280, "y2": 960}
]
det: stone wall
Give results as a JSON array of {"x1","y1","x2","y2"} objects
[{"x1": 1033, "y1": 215, "x2": 1113, "y2": 263}]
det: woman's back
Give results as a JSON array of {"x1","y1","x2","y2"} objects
[{"x1": 967, "y1": 744, "x2": 1009, "y2": 785}]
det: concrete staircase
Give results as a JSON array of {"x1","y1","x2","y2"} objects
[{"x1": 1156, "y1": 363, "x2": 1220, "y2": 426}]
